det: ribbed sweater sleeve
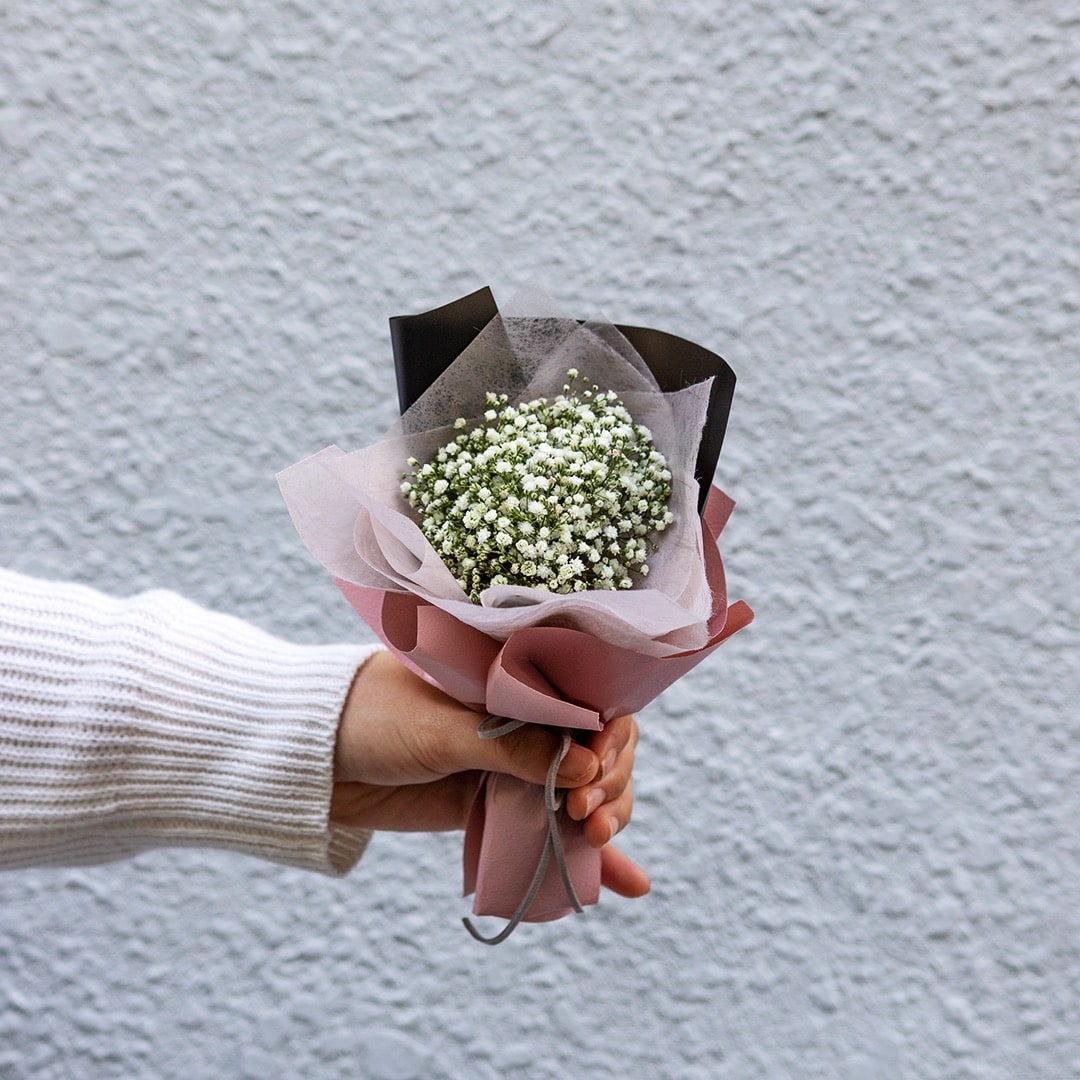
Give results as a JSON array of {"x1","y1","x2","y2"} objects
[{"x1": 0, "y1": 567, "x2": 381, "y2": 874}]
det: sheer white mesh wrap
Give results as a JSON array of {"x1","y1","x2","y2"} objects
[{"x1": 279, "y1": 290, "x2": 715, "y2": 656}]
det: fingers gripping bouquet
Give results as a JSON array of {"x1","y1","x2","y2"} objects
[{"x1": 279, "y1": 287, "x2": 753, "y2": 941}]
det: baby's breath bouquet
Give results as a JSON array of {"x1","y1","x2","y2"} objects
[
  {"x1": 403, "y1": 372, "x2": 674, "y2": 600},
  {"x1": 280, "y1": 288, "x2": 752, "y2": 938}
]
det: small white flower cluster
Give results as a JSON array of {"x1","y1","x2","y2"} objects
[{"x1": 402, "y1": 371, "x2": 674, "y2": 602}]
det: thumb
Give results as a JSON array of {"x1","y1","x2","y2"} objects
[{"x1": 459, "y1": 719, "x2": 600, "y2": 789}]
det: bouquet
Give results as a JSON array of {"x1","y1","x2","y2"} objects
[{"x1": 279, "y1": 287, "x2": 752, "y2": 942}]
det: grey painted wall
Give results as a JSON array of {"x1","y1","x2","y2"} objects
[{"x1": 2, "y1": 1, "x2": 1077, "y2": 1077}]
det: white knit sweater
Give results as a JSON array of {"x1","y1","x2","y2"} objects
[{"x1": 0, "y1": 567, "x2": 379, "y2": 874}]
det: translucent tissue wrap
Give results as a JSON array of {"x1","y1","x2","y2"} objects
[{"x1": 279, "y1": 288, "x2": 753, "y2": 932}]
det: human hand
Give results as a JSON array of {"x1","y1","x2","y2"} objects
[{"x1": 330, "y1": 649, "x2": 650, "y2": 898}]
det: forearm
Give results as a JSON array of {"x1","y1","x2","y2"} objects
[{"x1": 0, "y1": 567, "x2": 379, "y2": 873}]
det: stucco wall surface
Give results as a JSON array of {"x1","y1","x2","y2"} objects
[{"x1": 2, "y1": 1, "x2": 1078, "y2": 1077}]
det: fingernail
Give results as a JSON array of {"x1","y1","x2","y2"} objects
[
  {"x1": 560, "y1": 745, "x2": 597, "y2": 783},
  {"x1": 601, "y1": 749, "x2": 618, "y2": 779},
  {"x1": 608, "y1": 817, "x2": 620, "y2": 841},
  {"x1": 584, "y1": 788, "x2": 605, "y2": 817}
]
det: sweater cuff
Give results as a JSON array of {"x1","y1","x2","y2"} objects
[{"x1": 0, "y1": 568, "x2": 381, "y2": 874}]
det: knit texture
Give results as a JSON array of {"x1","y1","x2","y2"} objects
[{"x1": 0, "y1": 567, "x2": 379, "y2": 873}]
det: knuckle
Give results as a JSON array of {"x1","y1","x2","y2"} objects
[{"x1": 499, "y1": 725, "x2": 555, "y2": 779}]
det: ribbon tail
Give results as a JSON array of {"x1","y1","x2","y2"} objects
[{"x1": 463, "y1": 732, "x2": 600, "y2": 940}]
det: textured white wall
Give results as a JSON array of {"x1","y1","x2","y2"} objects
[{"x1": 2, "y1": 1, "x2": 1078, "y2": 1077}]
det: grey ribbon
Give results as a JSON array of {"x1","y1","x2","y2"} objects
[{"x1": 462, "y1": 716, "x2": 585, "y2": 945}]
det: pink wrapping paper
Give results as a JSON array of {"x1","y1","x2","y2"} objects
[{"x1": 331, "y1": 486, "x2": 753, "y2": 921}]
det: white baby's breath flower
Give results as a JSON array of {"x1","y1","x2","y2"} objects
[{"x1": 403, "y1": 372, "x2": 673, "y2": 601}]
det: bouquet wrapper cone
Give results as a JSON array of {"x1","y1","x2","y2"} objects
[
  {"x1": 375, "y1": 289, "x2": 751, "y2": 922},
  {"x1": 334, "y1": 489, "x2": 753, "y2": 921}
]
